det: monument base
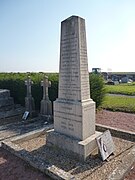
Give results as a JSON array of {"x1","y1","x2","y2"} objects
[
  {"x1": 46, "y1": 129, "x2": 102, "y2": 161},
  {"x1": 40, "y1": 99, "x2": 52, "y2": 116},
  {"x1": 25, "y1": 97, "x2": 36, "y2": 118}
]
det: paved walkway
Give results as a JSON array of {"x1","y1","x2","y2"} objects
[{"x1": 108, "y1": 93, "x2": 135, "y2": 98}]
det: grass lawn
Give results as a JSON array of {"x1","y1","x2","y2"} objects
[
  {"x1": 101, "y1": 95, "x2": 135, "y2": 113},
  {"x1": 105, "y1": 83, "x2": 135, "y2": 96}
]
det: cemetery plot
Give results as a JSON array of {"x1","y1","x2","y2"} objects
[{"x1": 2, "y1": 131, "x2": 134, "y2": 180}]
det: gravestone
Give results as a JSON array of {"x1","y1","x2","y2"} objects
[
  {"x1": 0, "y1": 89, "x2": 14, "y2": 112},
  {"x1": 47, "y1": 15, "x2": 102, "y2": 160},
  {"x1": 96, "y1": 130, "x2": 115, "y2": 161},
  {"x1": 0, "y1": 89, "x2": 25, "y2": 122},
  {"x1": 25, "y1": 76, "x2": 35, "y2": 117},
  {"x1": 40, "y1": 76, "x2": 52, "y2": 121}
]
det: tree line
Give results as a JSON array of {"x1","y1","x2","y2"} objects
[{"x1": 0, "y1": 72, "x2": 105, "y2": 110}]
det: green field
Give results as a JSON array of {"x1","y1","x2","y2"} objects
[
  {"x1": 0, "y1": 73, "x2": 135, "y2": 113},
  {"x1": 105, "y1": 83, "x2": 135, "y2": 96},
  {"x1": 101, "y1": 95, "x2": 135, "y2": 113},
  {"x1": 102, "y1": 83, "x2": 135, "y2": 113}
]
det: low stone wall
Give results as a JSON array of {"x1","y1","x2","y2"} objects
[
  {"x1": 1, "y1": 125, "x2": 135, "y2": 180},
  {"x1": 2, "y1": 128, "x2": 75, "y2": 180},
  {"x1": 96, "y1": 123, "x2": 135, "y2": 142},
  {"x1": 108, "y1": 146, "x2": 135, "y2": 180}
]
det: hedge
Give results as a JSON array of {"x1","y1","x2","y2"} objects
[
  {"x1": 0, "y1": 73, "x2": 105, "y2": 110},
  {"x1": 90, "y1": 73, "x2": 106, "y2": 108}
]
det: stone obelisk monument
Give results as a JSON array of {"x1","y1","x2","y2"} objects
[{"x1": 47, "y1": 16, "x2": 101, "y2": 160}]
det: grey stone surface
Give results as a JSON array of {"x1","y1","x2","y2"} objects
[
  {"x1": 25, "y1": 76, "x2": 35, "y2": 117},
  {"x1": 0, "y1": 117, "x2": 53, "y2": 142},
  {"x1": 47, "y1": 15, "x2": 101, "y2": 160},
  {"x1": 0, "y1": 89, "x2": 24, "y2": 122},
  {"x1": 96, "y1": 130, "x2": 115, "y2": 161},
  {"x1": 108, "y1": 146, "x2": 135, "y2": 180},
  {"x1": 40, "y1": 76, "x2": 52, "y2": 121},
  {"x1": 47, "y1": 129, "x2": 102, "y2": 161},
  {"x1": 96, "y1": 123, "x2": 135, "y2": 142},
  {"x1": 0, "y1": 89, "x2": 11, "y2": 98},
  {"x1": 0, "y1": 89, "x2": 14, "y2": 111}
]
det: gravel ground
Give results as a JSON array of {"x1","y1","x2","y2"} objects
[
  {"x1": 96, "y1": 110, "x2": 135, "y2": 180},
  {"x1": 96, "y1": 110, "x2": 135, "y2": 132},
  {"x1": 0, "y1": 147, "x2": 51, "y2": 180},
  {"x1": 124, "y1": 162, "x2": 135, "y2": 180},
  {"x1": 17, "y1": 133, "x2": 134, "y2": 180},
  {"x1": 0, "y1": 110, "x2": 135, "y2": 179}
]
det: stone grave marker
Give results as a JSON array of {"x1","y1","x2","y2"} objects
[
  {"x1": 25, "y1": 76, "x2": 35, "y2": 117},
  {"x1": 22, "y1": 111, "x2": 29, "y2": 120},
  {"x1": 96, "y1": 130, "x2": 115, "y2": 161},
  {"x1": 47, "y1": 15, "x2": 102, "y2": 160},
  {"x1": 0, "y1": 89, "x2": 14, "y2": 112},
  {"x1": 0, "y1": 89, "x2": 25, "y2": 123},
  {"x1": 40, "y1": 76, "x2": 52, "y2": 121}
]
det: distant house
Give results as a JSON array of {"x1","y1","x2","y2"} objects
[
  {"x1": 103, "y1": 72, "x2": 135, "y2": 82},
  {"x1": 91, "y1": 69, "x2": 135, "y2": 82}
]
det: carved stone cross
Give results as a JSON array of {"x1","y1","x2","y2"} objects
[
  {"x1": 41, "y1": 76, "x2": 51, "y2": 100},
  {"x1": 25, "y1": 76, "x2": 33, "y2": 97}
]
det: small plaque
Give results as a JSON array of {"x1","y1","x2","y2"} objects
[
  {"x1": 96, "y1": 130, "x2": 115, "y2": 161},
  {"x1": 22, "y1": 111, "x2": 29, "y2": 120}
]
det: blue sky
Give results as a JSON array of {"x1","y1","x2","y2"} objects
[{"x1": 0, "y1": 0, "x2": 135, "y2": 72}]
